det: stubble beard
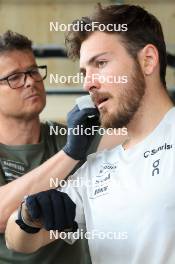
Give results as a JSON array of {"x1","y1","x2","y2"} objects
[{"x1": 100, "y1": 61, "x2": 146, "y2": 129}]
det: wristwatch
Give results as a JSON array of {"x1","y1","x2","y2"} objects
[{"x1": 15, "y1": 201, "x2": 41, "y2": 234}]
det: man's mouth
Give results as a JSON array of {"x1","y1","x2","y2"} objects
[
  {"x1": 24, "y1": 93, "x2": 40, "y2": 100},
  {"x1": 94, "y1": 96, "x2": 109, "y2": 109}
]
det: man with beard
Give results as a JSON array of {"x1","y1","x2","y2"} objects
[
  {"x1": 0, "y1": 31, "x2": 123, "y2": 264},
  {"x1": 5, "y1": 4, "x2": 175, "y2": 264}
]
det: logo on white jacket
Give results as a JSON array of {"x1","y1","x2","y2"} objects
[
  {"x1": 90, "y1": 162, "x2": 118, "y2": 199},
  {"x1": 144, "y1": 143, "x2": 173, "y2": 158}
]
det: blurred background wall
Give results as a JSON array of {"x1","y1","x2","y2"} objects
[{"x1": 0, "y1": 0, "x2": 174, "y2": 123}]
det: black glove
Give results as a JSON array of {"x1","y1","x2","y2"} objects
[
  {"x1": 63, "y1": 105, "x2": 99, "y2": 160},
  {"x1": 25, "y1": 189, "x2": 78, "y2": 232}
]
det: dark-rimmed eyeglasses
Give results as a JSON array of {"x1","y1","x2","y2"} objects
[{"x1": 0, "y1": 65, "x2": 47, "y2": 89}]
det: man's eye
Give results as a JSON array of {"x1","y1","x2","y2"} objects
[
  {"x1": 30, "y1": 69, "x2": 39, "y2": 75},
  {"x1": 96, "y1": 61, "x2": 107, "y2": 68},
  {"x1": 8, "y1": 74, "x2": 22, "y2": 82}
]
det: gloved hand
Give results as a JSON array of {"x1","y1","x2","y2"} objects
[
  {"x1": 23, "y1": 189, "x2": 78, "y2": 232},
  {"x1": 63, "y1": 105, "x2": 99, "y2": 160}
]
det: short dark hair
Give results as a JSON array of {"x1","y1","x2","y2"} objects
[
  {"x1": 0, "y1": 30, "x2": 32, "y2": 53},
  {"x1": 65, "y1": 4, "x2": 167, "y2": 86}
]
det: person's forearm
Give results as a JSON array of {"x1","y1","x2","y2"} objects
[
  {"x1": 5, "y1": 211, "x2": 54, "y2": 253},
  {"x1": 0, "y1": 150, "x2": 78, "y2": 232}
]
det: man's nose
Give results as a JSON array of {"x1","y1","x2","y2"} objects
[
  {"x1": 24, "y1": 73, "x2": 35, "y2": 88},
  {"x1": 83, "y1": 72, "x2": 101, "y2": 92}
]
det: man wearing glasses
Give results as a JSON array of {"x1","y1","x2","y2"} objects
[
  {"x1": 0, "y1": 31, "x2": 121, "y2": 264},
  {"x1": 0, "y1": 65, "x2": 47, "y2": 92}
]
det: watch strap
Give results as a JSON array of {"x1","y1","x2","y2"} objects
[{"x1": 15, "y1": 201, "x2": 41, "y2": 234}]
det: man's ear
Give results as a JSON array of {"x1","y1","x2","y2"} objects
[{"x1": 138, "y1": 44, "x2": 159, "y2": 76}]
